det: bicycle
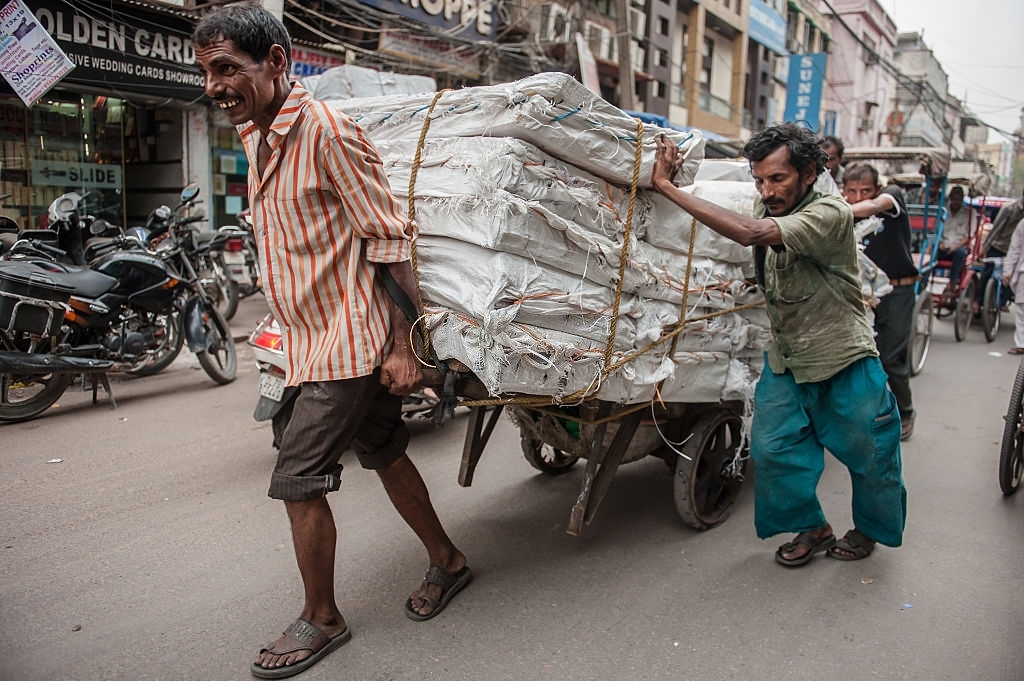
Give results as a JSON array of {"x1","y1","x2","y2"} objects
[{"x1": 999, "y1": 353, "x2": 1024, "y2": 495}]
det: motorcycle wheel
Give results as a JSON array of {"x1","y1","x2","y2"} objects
[
  {"x1": 127, "y1": 310, "x2": 185, "y2": 377},
  {"x1": 217, "y1": 272, "x2": 239, "y2": 321},
  {"x1": 0, "y1": 370, "x2": 75, "y2": 423},
  {"x1": 200, "y1": 257, "x2": 239, "y2": 322},
  {"x1": 195, "y1": 306, "x2": 237, "y2": 384}
]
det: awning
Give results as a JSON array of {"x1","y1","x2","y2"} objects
[{"x1": 624, "y1": 110, "x2": 729, "y2": 142}]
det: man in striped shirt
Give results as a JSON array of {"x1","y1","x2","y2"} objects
[{"x1": 194, "y1": 6, "x2": 469, "y2": 678}]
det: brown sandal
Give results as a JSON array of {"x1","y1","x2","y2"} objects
[
  {"x1": 404, "y1": 564, "x2": 472, "y2": 621},
  {"x1": 827, "y1": 529, "x2": 877, "y2": 561}
]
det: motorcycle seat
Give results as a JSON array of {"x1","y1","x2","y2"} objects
[{"x1": 25, "y1": 261, "x2": 118, "y2": 299}]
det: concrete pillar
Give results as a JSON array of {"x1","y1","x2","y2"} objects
[
  {"x1": 685, "y1": 4, "x2": 705, "y2": 125},
  {"x1": 183, "y1": 106, "x2": 214, "y2": 226},
  {"x1": 731, "y1": 32, "x2": 748, "y2": 128}
]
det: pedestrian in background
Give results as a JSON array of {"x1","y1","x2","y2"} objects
[
  {"x1": 937, "y1": 185, "x2": 971, "y2": 295},
  {"x1": 1002, "y1": 217, "x2": 1024, "y2": 355},
  {"x1": 652, "y1": 124, "x2": 906, "y2": 567},
  {"x1": 821, "y1": 135, "x2": 845, "y2": 185},
  {"x1": 842, "y1": 162, "x2": 918, "y2": 442},
  {"x1": 193, "y1": 6, "x2": 470, "y2": 679},
  {"x1": 978, "y1": 188, "x2": 1024, "y2": 312}
]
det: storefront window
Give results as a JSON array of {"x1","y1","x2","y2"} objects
[
  {"x1": 211, "y1": 109, "x2": 249, "y2": 230},
  {"x1": 0, "y1": 93, "x2": 127, "y2": 230}
]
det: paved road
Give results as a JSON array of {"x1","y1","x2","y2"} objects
[{"x1": 2, "y1": 295, "x2": 1022, "y2": 681}]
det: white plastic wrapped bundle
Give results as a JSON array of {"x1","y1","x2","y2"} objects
[
  {"x1": 423, "y1": 306, "x2": 765, "y2": 404},
  {"x1": 410, "y1": 193, "x2": 755, "y2": 307},
  {"x1": 314, "y1": 74, "x2": 771, "y2": 404},
  {"x1": 416, "y1": 236, "x2": 675, "y2": 347},
  {"x1": 637, "y1": 182, "x2": 759, "y2": 265},
  {"x1": 375, "y1": 136, "x2": 631, "y2": 240},
  {"x1": 302, "y1": 64, "x2": 437, "y2": 100},
  {"x1": 423, "y1": 306, "x2": 668, "y2": 403},
  {"x1": 327, "y1": 72, "x2": 705, "y2": 188},
  {"x1": 374, "y1": 135, "x2": 757, "y2": 307}
]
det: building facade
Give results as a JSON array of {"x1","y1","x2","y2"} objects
[
  {"x1": 815, "y1": 0, "x2": 898, "y2": 148},
  {"x1": 11, "y1": 0, "x2": 1012, "y2": 234}
]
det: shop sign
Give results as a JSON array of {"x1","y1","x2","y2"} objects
[
  {"x1": 358, "y1": 0, "x2": 494, "y2": 40},
  {"x1": 0, "y1": 0, "x2": 74, "y2": 105},
  {"x1": 379, "y1": 26, "x2": 480, "y2": 78},
  {"x1": 783, "y1": 52, "x2": 826, "y2": 132},
  {"x1": 31, "y1": 159, "x2": 122, "y2": 188},
  {"x1": 28, "y1": 0, "x2": 204, "y2": 100},
  {"x1": 748, "y1": 0, "x2": 788, "y2": 56},
  {"x1": 290, "y1": 46, "x2": 346, "y2": 78}
]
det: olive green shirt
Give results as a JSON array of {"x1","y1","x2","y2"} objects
[{"x1": 754, "y1": 189, "x2": 878, "y2": 383}]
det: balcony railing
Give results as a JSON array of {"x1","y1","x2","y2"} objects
[
  {"x1": 699, "y1": 90, "x2": 734, "y2": 120},
  {"x1": 670, "y1": 84, "x2": 687, "y2": 107}
]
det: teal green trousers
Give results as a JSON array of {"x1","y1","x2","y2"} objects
[{"x1": 750, "y1": 355, "x2": 907, "y2": 547}]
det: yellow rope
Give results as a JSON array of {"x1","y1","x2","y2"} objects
[
  {"x1": 602, "y1": 118, "x2": 643, "y2": 371},
  {"x1": 653, "y1": 214, "x2": 699, "y2": 401},
  {"x1": 407, "y1": 89, "x2": 450, "y2": 359}
]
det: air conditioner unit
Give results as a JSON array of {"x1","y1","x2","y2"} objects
[
  {"x1": 787, "y1": 38, "x2": 801, "y2": 53},
  {"x1": 858, "y1": 116, "x2": 872, "y2": 131},
  {"x1": 585, "y1": 21, "x2": 615, "y2": 60},
  {"x1": 629, "y1": 8, "x2": 647, "y2": 39},
  {"x1": 631, "y1": 42, "x2": 646, "y2": 69},
  {"x1": 540, "y1": 3, "x2": 571, "y2": 43},
  {"x1": 865, "y1": 50, "x2": 879, "y2": 65}
]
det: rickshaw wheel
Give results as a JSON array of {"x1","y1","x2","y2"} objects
[
  {"x1": 954, "y1": 279, "x2": 976, "y2": 341},
  {"x1": 521, "y1": 437, "x2": 580, "y2": 475},
  {"x1": 908, "y1": 291, "x2": 933, "y2": 376},
  {"x1": 982, "y1": 278, "x2": 1001, "y2": 342},
  {"x1": 999, "y1": 358, "x2": 1024, "y2": 495},
  {"x1": 673, "y1": 408, "x2": 746, "y2": 530}
]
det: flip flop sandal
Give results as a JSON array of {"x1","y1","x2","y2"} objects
[
  {"x1": 405, "y1": 564, "x2": 472, "y2": 621},
  {"x1": 827, "y1": 529, "x2": 877, "y2": 561},
  {"x1": 775, "y1": 532, "x2": 836, "y2": 567},
  {"x1": 251, "y1": 619, "x2": 352, "y2": 679}
]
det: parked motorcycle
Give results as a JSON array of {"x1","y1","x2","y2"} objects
[
  {"x1": 212, "y1": 208, "x2": 260, "y2": 302},
  {"x1": 140, "y1": 201, "x2": 239, "y2": 323},
  {"x1": 247, "y1": 311, "x2": 439, "y2": 447},
  {"x1": 0, "y1": 184, "x2": 237, "y2": 424}
]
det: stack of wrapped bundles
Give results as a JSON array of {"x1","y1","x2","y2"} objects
[{"x1": 318, "y1": 72, "x2": 771, "y2": 404}]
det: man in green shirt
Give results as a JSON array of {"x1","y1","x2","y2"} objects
[{"x1": 652, "y1": 123, "x2": 906, "y2": 566}]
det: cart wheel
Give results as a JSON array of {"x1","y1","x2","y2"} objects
[
  {"x1": 673, "y1": 409, "x2": 746, "y2": 530},
  {"x1": 908, "y1": 290, "x2": 933, "y2": 376},
  {"x1": 521, "y1": 437, "x2": 579, "y2": 475},
  {"x1": 953, "y1": 279, "x2": 975, "y2": 341},
  {"x1": 999, "y1": 359, "x2": 1024, "y2": 495},
  {"x1": 982, "y1": 277, "x2": 1001, "y2": 342}
]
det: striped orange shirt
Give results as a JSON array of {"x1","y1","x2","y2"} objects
[{"x1": 238, "y1": 84, "x2": 413, "y2": 385}]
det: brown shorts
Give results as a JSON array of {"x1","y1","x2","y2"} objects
[{"x1": 267, "y1": 369, "x2": 410, "y2": 501}]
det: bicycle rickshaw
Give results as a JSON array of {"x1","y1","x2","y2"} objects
[{"x1": 965, "y1": 195, "x2": 1017, "y2": 340}]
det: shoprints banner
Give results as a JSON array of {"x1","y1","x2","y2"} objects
[{"x1": 0, "y1": 0, "x2": 73, "y2": 105}]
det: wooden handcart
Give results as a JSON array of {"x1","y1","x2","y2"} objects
[{"x1": 433, "y1": 370, "x2": 749, "y2": 536}]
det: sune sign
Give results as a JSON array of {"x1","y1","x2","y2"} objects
[
  {"x1": 0, "y1": 0, "x2": 74, "y2": 105},
  {"x1": 784, "y1": 53, "x2": 827, "y2": 132}
]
